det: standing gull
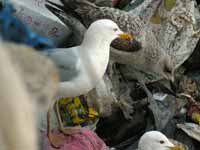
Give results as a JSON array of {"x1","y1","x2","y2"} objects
[
  {"x1": 44, "y1": 19, "x2": 132, "y2": 147},
  {"x1": 46, "y1": 19, "x2": 132, "y2": 97},
  {"x1": 45, "y1": 0, "x2": 176, "y2": 120}
]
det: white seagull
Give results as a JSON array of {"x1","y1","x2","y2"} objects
[
  {"x1": 46, "y1": 19, "x2": 132, "y2": 97},
  {"x1": 44, "y1": 19, "x2": 132, "y2": 147},
  {"x1": 138, "y1": 131, "x2": 184, "y2": 150}
]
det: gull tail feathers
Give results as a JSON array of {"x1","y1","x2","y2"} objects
[
  {"x1": 59, "y1": 0, "x2": 99, "y2": 19},
  {"x1": 46, "y1": 0, "x2": 82, "y2": 21},
  {"x1": 45, "y1": 0, "x2": 86, "y2": 45}
]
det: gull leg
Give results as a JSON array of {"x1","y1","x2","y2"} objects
[
  {"x1": 47, "y1": 100, "x2": 65, "y2": 148},
  {"x1": 55, "y1": 99, "x2": 80, "y2": 135},
  {"x1": 138, "y1": 80, "x2": 153, "y2": 101}
]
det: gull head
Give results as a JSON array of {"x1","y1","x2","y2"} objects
[
  {"x1": 138, "y1": 131, "x2": 184, "y2": 150},
  {"x1": 85, "y1": 19, "x2": 132, "y2": 43}
]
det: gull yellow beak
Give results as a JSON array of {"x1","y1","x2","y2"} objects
[
  {"x1": 168, "y1": 145, "x2": 184, "y2": 150},
  {"x1": 118, "y1": 32, "x2": 133, "y2": 40}
]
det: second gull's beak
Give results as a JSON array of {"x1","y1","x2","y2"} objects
[
  {"x1": 118, "y1": 32, "x2": 133, "y2": 40},
  {"x1": 168, "y1": 145, "x2": 184, "y2": 150}
]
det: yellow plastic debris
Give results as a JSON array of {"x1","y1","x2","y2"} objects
[
  {"x1": 192, "y1": 112, "x2": 200, "y2": 125},
  {"x1": 58, "y1": 96, "x2": 99, "y2": 126},
  {"x1": 88, "y1": 107, "x2": 99, "y2": 118}
]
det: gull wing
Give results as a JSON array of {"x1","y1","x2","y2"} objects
[{"x1": 46, "y1": 47, "x2": 80, "y2": 81}]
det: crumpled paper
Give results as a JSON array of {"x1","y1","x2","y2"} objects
[
  {"x1": 147, "y1": 92, "x2": 177, "y2": 130},
  {"x1": 177, "y1": 123, "x2": 200, "y2": 142},
  {"x1": 1, "y1": 0, "x2": 71, "y2": 45}
]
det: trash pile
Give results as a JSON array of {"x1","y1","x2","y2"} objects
[{"x1": 0, "y1": 0, "x2": 200, "y2": 150}]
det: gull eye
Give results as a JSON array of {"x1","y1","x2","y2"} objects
[
  {"x1": 159, "y1": 140, "x2": 165, "y2": 144},
  {"x1": 113, "y1": 28, "x2": 118, "y2": 32}
]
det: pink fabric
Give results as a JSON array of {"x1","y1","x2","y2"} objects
[{"x1": 42, "y1": 128, "x2": 108, "y2": 150}]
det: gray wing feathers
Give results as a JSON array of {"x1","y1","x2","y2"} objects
[{"x1": 46, "y1": 48, "x2": 80, "y2": 81}]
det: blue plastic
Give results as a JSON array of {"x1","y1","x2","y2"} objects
[{"x1": 0, "y1": 0, "x2": 55, "y2": 50}]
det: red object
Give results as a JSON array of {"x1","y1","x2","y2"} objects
[
  {"x1": 187, "y1": 105, "x2": 200, "y2": 117},
  {"x1": 179, "y1": 93, "x2": 200, "y2": 117}
]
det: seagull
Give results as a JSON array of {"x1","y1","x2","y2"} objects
[
  {"x1": 0, "y1": 44, "x2": 37, "y2": 150},
  {"x1": 45, "y1": 0, "x2": 175, "y2": 84},
  {"x1": 46, "y1": 19, "x2": 132, "y2": 97},
  {"x1": 45, "y1": 0, "x2": 176, "y2": 121},
  {"x1": 46, "y1": 0, "x2": 142, "y2": 52},
  {"x1": 0, "y1": 41, "x2": 61, "y2": 150},
  {"x1": 138, "y1": 131, "x2": 184, "y2": 150},
  {"x1": 1, "y1": 42, "x2": 59, "y2": 113},
  {"x1": 44, "y1": 19, "x2": 132, "y2": 147}
]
